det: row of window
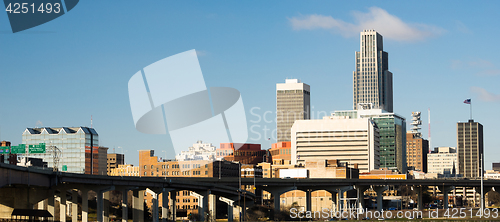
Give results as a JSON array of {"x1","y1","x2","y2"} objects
[{"x1": 143, "y1": 171, "x2": 209, "y2": 176}]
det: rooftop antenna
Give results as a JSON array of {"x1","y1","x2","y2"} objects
[{"x1": 91, "y1": 115, "x2": 93, "y2": 128}]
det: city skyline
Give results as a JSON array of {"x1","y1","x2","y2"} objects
[{"x1": 1, "y1": 2, "x2": 500, "y2": 168}]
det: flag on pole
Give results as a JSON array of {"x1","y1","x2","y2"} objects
[{"x1": 464, "y1": 98, "x2": 471, "y2": 104}]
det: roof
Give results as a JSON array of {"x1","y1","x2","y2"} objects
[{"x1": 23, "y1": 127, "x2": 98, "y2": 135}]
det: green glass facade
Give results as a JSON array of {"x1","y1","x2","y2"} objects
[
  {"x1": 334, "y1": 109, "x2": 407, "y2": 173},
  {"x1": 372, "y1": 116, "x2": 406, "y2": 173}
]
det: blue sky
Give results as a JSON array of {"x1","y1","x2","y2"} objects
[{"x1": 1, "y1": 1, "x2": 499, "y2": 168}]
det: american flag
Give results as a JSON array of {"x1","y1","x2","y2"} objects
[{"x1": 464, "y1": 98, "x2": 471, "y2": 104}]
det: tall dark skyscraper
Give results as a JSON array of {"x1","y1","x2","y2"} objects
[
  {"x1": 353, "y1": 30, "x2": 393, "y2": 112},
  {"x1": 457, "y1": 120, "x2": 483, "y2": 178}
]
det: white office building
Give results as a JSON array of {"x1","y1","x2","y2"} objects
[
  {"x1": 427, "y1": 147, "x2": 458, "y2": 175},
  {"x1": 22, "y1": 127, "x2": 98, "y2": 174},
  {"x1": 175, "y1": 140, "x2": 217, "y2": 161},
  {"x1": 335, "y1": 105, "x2": 407, "y2": 173},
  {"x1": 291, "y1": 115, "x2": 380, "y2": 173}
]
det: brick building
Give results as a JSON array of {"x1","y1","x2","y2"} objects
[
  {"x1": 269, "y1": 141, "x2": 291, "y2": 165},
  {"x1": 216, "y1": 143, "x2": 265, "y2": 165},
  {"x1": 139, "y1": 150, "x2": 239, "y2": 216},
  {"x1": 0, "y1": 141, "x2": 16, "y2": 165},
  {"x1": 406, "y1": 132, "x2": 429, "y2": 173}
]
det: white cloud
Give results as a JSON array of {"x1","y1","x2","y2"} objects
[
  {"x1": 450, "y1": 59, "x2": 500, "y2": 76},
  {"x1": 288, "y1": 7, "x2": 445, "y2": 42},
  {"x1": 471, "y1": 87, "x2": 500, "y2": 102}
]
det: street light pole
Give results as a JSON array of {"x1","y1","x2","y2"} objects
[{"x1": 481, "y1": 153, "x2": 484, "y2": 213}]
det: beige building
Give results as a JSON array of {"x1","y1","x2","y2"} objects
[
  {"x1": 276, "y1": 79, "x2": 310, "y2": 142},
  {"x1": 107, "y1": 153, "x2": 124, "y2": 175},
  {"x1": 291, "y1": 115, "x2": 380, "y2": 173},
  {"x1": 139, "y1": 150, "x2": 239, "y2": 215},
  {"x1": 427, "y1": 147, "x2": 458, "y2": 175},
  {"x1": 457, "y1": 120, "x2": 483, "y2": 178},
  {"x1": 274, "y1": 160, "x2": 359, "y2": 211},
  {"x1": 110, "y1": 164, "x2": 139, "y2": 176}
]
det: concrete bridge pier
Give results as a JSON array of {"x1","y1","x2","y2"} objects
[
  {"x1": 161, "y1": 188, "x2": 175, "y2": 222},
  {"x1": 48, "y1": 189, "x2": 55, "y2": 218},
  {"x1": 115, "y1": 188, "x2": 130, "y2": 222},
  {"x1": 374, "y1": 186, "x2": 388, "y2": 212},
  {"x1": 122, "y1": 190, "x2": 129, "y2": 222},
  {"x1": 265, "y1": 186, "x2": 296, "y2": 220},
  {"x1": 209, "y1": 194, "x2": 217, "y2": 221},
  {"x1": 320, "y1": 186, "x2": 351, "y2": 213},
  {"x1": 146, "y1": 188, "x2": 167, "y2": 222},
  {"x1": 442, "y1": 186, "x2": 454, "y2": 209},
  {"x1": 71, "y1": 190, "x2": 78, "y2": 222},
  {"x1": 305, "y1": 189, "x2": 312, "y2": 212},
  {"x1": 414, "y1": 186, "x2": 424, "y2": 211},
  {"x1": 169, "y1": 190, "x2": 176, "y2": 222},
  {"x1": 330, "y1": 191, "x2": 338, "y2": 212},
  {"x1": 114, "y1": 186, "x2": 137, "y2": 222},
  {"x1": 58, "y1": 189, "x2": 67, "y2": 222},
  {"x1": 81, "y1": 188, "x2": 89, "y2": 222},
  {"x1": 355, "y1": 185, "x2": 369, "y2": 211},
  {"x1": 219, "y1": 196, "x2": 235, "y2": 222},
  {"x1": 194, "y1": 190, "x2": 210, "y2": 222},
  {"x1": 96, "y1": 186, "x2": 114, "y2": 222},
  {"x1": 104, "y1": 191, "x2": 111, "y2": 222},
  {"x1": 132, "y1": 190, "x2": 145, "y2": 222}
]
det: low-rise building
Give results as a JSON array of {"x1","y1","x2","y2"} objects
[
  {"x1": 0, "y1": 141, "x2": 17, "y2": 165},
  {"x1": 291, "y1": 115, "x2": 380, "y2": 173},
  {"x1": 269, "y1": 141, "x2": 291, "y2": 165},
  {"x1": 107, "y1": 153, "x2": 124, "y2": 175},
  {"x1": 110, "y1": 164, "x2": 139, "y2": 176},
  {"x1": 216, "y1": 143, "x2": 266, "y2": 165},
  {"x1": 139, "y1": 150, "x2": 239, "y2": 216},
  {"x1": 427, "y1": 147, "x2": 458, "y2": 176},
  {"x1": 485, "y1": 170, "x2": 500, "y2": 179},
  {"x1": 175, "y1": 141, "x2": 217, "y2": 161}
]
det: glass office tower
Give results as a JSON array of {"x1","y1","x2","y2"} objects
[{"x1": 22, "y1": 127, "x2": 98, "y2": 173}]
